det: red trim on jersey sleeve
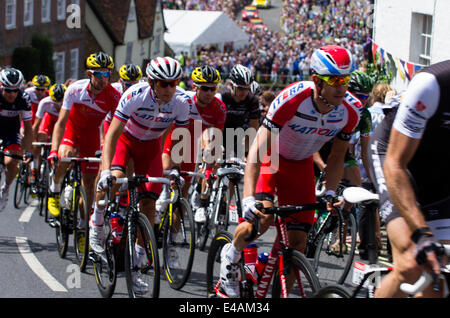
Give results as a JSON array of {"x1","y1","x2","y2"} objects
[{"x1": 341, "y1": 99, "x2": 360, "y2": 134}]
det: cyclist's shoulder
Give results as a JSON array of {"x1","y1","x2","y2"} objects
[
  {"x1": 38, "y1": 95, "x2": 53, "y2": 107},
  {"x1": 271, "y1": 81, "x2": 314, "y2": 109},
  {"x1": 343, "y1": 91, "x2": 363, "y2": 112},
  {"x1": 65, "y1": 79, "x2": 89, "y2": 97}
]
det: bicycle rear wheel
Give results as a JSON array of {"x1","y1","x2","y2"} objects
[
  {"x1": 271, "y1": 250, "x2": 321, "y2": 298},
  {"x1": 206, "y1": 231, "x2": 233, "y2": 297},
  {"x1": 124, "y1": 213, "x2": 160, "y2": 298},
  {"x1": 23, "y1": 164, "x2": 31, "y2": 205},
  {"x1": 55, "y1": 208, "x2": 69, "y2": 258},
  {"x1": 313, "y1": 211, "x2": 357, "y2": 285},
  {"x1": 163, "y1": 198, "x2": 195, "y2": 290},
  {"x1": 73, "y1": 185, "x2": 90, "y2": 272},
  {"x1": 92, "y1": 224, "x2": 117, "y2": 298},
  {"x1": 313, "y1": 284, "x2": 352, "y2": 298}
]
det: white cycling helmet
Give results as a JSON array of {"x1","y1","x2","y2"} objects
[
  {"x1": 229, "y1": 64, "x2": 253, "y2": 86},
  {"x1": 0, "y1": 68, "x2": 24, "y2": 87},
  {"x1": 146, "y1": 56, "x2": 183, "y2": 81},
  {"x1": 310, "y1": 45, "x2": 354, "y2": 76}
]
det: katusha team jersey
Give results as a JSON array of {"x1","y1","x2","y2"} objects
[
  {"x1": 114, "y1": 83, "x2": 190, "y2": 141},
  {"x1": 262, "y1": 81, "x2": 361, "y2": 161},
  {"x1": 35, "y1": 96, "x2": 60, "y2": 120},
  {"x1": 62, "y1": 79, "x2": 121, "y2": 131},
  {"x1": 25, "y1": 86, "x2": 48, "y2": 123}
]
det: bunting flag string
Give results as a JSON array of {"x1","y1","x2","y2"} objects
[{"x1": 371, "y1": 41, "x2": 424, "y2": 81}]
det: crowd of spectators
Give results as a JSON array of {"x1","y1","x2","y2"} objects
[{"x1": 163, "y1": 0, "x2": 373, "y2": 91}]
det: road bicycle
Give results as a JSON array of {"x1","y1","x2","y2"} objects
[
  {"x1": 156, "y1": 170, "x2": 198, "y2": 290},
  {"x1": 31, "y1": 142, "x2": 52, "y2": 222},
  {"x1": 306, "y1": 172, "x2": 358, "y2": 285},
  {"x1": 91, "y1": 174, "x2": 169, "y2": 298},
  {"x1": 54, "y1": 155, "x2": 101, "y2": 272},
  {"x1": 13, "y1": 155, "x2": 32, "y2": 209},
  {"x1": 194, "y1": 157, "x2": 245, "y2": 251},
  {"x1": 206, "y1": 201, "x2": 324, "y2": 298}
]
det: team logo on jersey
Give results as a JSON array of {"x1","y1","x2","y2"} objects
[{"x1": 415, "y1": 100, "x2": 426, "y2": 112}]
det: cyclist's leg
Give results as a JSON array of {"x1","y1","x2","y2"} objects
[{"x1": 4, "y1": 144, "x2": 21, "y2": 186}]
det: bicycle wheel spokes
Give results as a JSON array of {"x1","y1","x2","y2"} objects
[
  {"x1": 163, "y1": 199, "x2": 195, "y2": 290},
  {"x1": 92, "y1": 228, "x2": 117, "y2": 298},
  {"x1": 272, "y1": 250, "x2": 321, "y2": 298},
  {"x1": 55, "y1": 211, "x2": 69, "y2": 258},
  {"x1": 313, "y1": 212, "x2": 357, "y2": 285},
  {"x1": 73, "y1": 186, "x2": 90, "y2": 272},
  {"x1": 13, "y1": 165, "x2": 26, "y2": 209},
  {"x1": 125, "y1": 213, "x2": 160, "y2": 298}
]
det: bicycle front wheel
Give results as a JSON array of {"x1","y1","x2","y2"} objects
[
  {"x1": 272, "y1": 250, "x2": 321, "y2": 298},
  {"x1": 206, "y1": 231, "x2": 233, "y2": 297},
  {"x1": 313, "y1": 284, "x2": 352, "y2": 298},
  {"x1": 13, "y1": 164, "x2": 26, "y2": 209},
  {"x1": 124, "y1": 213, "x2": 160, "y2": 298},
  {"x1": 92, "y1": 225, "x2": 117, "y2": 298},
  {"x1": 163, "y1": 198, "x2": 195, "y2": 290},
  {"x1": 73, "y1": 185, "x2": 90, "y2": 272},
  {"x1": 313, "y1": 211, "x2": 357, "y2": 285}
]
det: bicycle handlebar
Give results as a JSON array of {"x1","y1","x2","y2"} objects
[
  {"x1": 115, "y1": 176, "x2": 179, "y2": 205},
  {"x1": 399, "y1": 244, "x2": 450, "y2": 295},
  {"x1": 60, "y1": 157, "x2": 102, "y2": 163},
  {"x1": 32, "y1": 142, "x2": 52, "y2": 147}
]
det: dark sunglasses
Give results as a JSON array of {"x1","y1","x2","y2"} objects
[
  {"x1": 36, "y1": 87, "x2": 47, "y2": 91},
  {"x1": 2, "y1": 87, "x2": 20, "y2": 93},
  {"x1": 355, "y1": 93, "x2": 370, "y2": 101},
  {"x1": 199, "y1": 85, "x2": 217, "y2": 92},
  {"x1": 155, "y1": 80, "x2": 178, "y2": 88},
  {"x1": 89, "y1": 70, "x2": 111, "y2": 78}
]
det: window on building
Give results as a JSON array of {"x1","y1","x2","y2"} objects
[
  {"x1": 128, "y1": 0, "x2": 136, "y2": 22},
  {"x1": 126, "y1": 42, "x2": 133, "y2": 63},
  {"x1": 70, "y1": 48, "x2": 79, "y2": 80},
  {"x1": 54, "y1": 52, "x2": 65, "y2": 84},
  {"x1": 24, "y1": 0, "x2": 34, "y2": 27},
  {"x1": 5, "y1": 0, "x2": 17, "y2": 30},
  {"x1": 419, "y1": 14, "x2": 432, "y2": 66},
  {"x1": 57, "y1": 0, "x2": 66, "y2": 21},
  {"x1": 41, "y1": 0, "x2": 51, "y2": 23}
]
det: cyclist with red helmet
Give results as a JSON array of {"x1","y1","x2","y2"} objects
[{"x1": 219, "y1": 45, "x2": 362, "y2": 297}]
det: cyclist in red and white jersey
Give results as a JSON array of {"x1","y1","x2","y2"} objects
[
  {"x1": 47, "y1": 52, "x2": 121, "y2": 226},
  {"x1": 25, "y1": 75, "x2": 51, "y2": 124},
  {"x1": 30, "y1": 84, "x2": 66, "y2": 187},
  {"x1": 92, "y1": 56, "x2": 189, "y2": 255},
  {"x1": 103, "y1": 64, "x2": 143, "y2": 137},
  {"x1": 162, "y1": 65, "x2": 227, "y2": 222},
  {"x1": 220, "y1": 45, "x2": 362, "y2": 297}
]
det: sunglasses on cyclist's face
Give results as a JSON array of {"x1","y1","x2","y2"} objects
[
  {"x1": 233, "y1": 84, "x2": 250, "y2": 91},
  {"x1": 89, "y1": 70, "x2": 111, "y2": 79},
  {"x1": 2, "y1": 87, "x2": 20, "y2": 93},
  {"x1": 316, "y1": 74, "x2": 351, "y2": 87},
  {"x1": 355, "y1": 93, "x2": 370, "y2": 101},
  {"x1": 198, "y1": 85, "x2": 217, "y2": 92},
  {"x1": 155, "y1": 80, "x2": 178, "y2": 88},
  {"x1": 124, "y1": 81, "x2": 136, "y2": 88},
  {"x1": 36, "y1": 87, "x2": 47, "y2": 91}
]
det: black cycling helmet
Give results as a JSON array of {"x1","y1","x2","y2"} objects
[
  {"x1": 229, "y1": 64, "x2": 252, "y2": 86},
  {"x1": 86, "y1": 52, "x2": 114, "y2": 70},
  {"x1": 0, "y1": 68, "x2": 24, "y2": 87},
  {"x1": 119, "y1": 64, "x2": 143, "y2": 81},
  {"x1": 348, "y1": 71, "x2": 374, "y2": 94},
  {"x1": 32, "y1": 75, "x2": 51, "y2": 87},
  {"x1": 191, "y1": 65, "x2": 221, "y2": 84}
]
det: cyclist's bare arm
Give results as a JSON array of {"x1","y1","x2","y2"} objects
[
  {"x1": 101, "y1": 117, "x2": 126, "y2": 172},
  {"x1": 313, "y1": 151, "x2": 326, "y2": 171},
  {"x1": 324, "y1": 137, "x2": 349, "y2": 193},
  {"x1": 384, "y1": 128, "x2": 441, "y2": 274},
  {"x1": 22, "y1": 120, "x2": 33, "y2": 154},
  {"x1": 51, "y1": 108, "x2": 70, "y2": 153},
  {"x1": 160, "y1": 124, "x2": 173, "y2": 152},
  {"x1": 243, "y1": 126, "x2": 272, "y2": 204},
  {"x1": 360, "y1": 135, "x2": 372, "y2": 183}
]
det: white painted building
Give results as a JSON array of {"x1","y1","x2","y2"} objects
[{"x1": 373, "y1": 0, "x2": 450, "y2": 90}]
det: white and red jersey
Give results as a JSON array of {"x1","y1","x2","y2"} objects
[
  {"x1": 104, "y1": 82, "x2": 124, "y2": 125},
  {"x1": 113, "y1": 83, "x2": 190, "y2": 141},
  {"x1": 62, "y1": 79, "x2": 121, "y2": 131},
  {"x1": 25, "y1": 86, "x2": 49, "y2": 122},
  {"x1": 263, "y1": 81, "x2": 361, "y2": 161},
  {"x1": 35, "y1": 96, "x2": 60, "y2": 120},
  {"x1": 187, "y1": 91, "x2": 227, "y2": 130}
]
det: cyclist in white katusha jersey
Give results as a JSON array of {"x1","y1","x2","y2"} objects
[
  {"x1": 92, "y1": 56, "x2": 190, "y2": 293},
  {"x1": 219, "y1": 45, "x2": 362, "y2": 298}
]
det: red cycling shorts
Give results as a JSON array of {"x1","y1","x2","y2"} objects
[
  {"x1": 111, "y1": 132, "x2": 163, "y2": 195},
  {"x1": 38, "y1": 113, "x2": 58, "y2": 137},
  {"x1": 255, "y1": 154, "x2": 316, "y2": 230},
  {"x1": 59, "y1": 119, "x2": 100, "y2": 174}
]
